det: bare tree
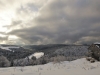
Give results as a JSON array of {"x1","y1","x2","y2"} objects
[{"x1": 50, "y1": 55, "x2": 66, "y2": 63}]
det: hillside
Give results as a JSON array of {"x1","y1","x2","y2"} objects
[
  {"x1": 0, "y1": 45, "x2": 35, "y2": 61},
  {"x1": 0, "y1": 44, "x2": 89, "y2": 67},
  {"x1": 0, "y1": 58, "x2": 100, "y2": 75},
  {"x1": 24, "y1": 44, "x2": 89, "y2": 60}
]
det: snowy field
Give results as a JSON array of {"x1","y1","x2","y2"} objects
[
  {"x1": 28, "y1": 52, "x2": 44, "y2": 59},
  {"x1": 0, "y1": 58, "x2": 100, "y2": 75}
]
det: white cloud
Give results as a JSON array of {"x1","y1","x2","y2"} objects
[
  {"x1": 0, "y1": 0, "x2": 100, "y2": 45},
  {"x1": 0, "y1": 0, "x2": 49, "y2": 31}
]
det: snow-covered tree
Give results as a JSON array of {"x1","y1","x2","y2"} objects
[{"x1": 0, "y1": 55, "x2": 10, "y2": 67}]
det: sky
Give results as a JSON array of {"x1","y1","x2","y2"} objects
[{"x1": 0, "y1": 0, "x2": 100, "y2": 45}]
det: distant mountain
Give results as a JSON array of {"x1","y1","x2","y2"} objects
[{"x1": 23, "y1": 44, "x2": 68, "y2": 51}]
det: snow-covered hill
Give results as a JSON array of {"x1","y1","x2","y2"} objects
[
  {"x1": 0, "y1": 58, "x2": 100, "y2": 75},
  {"x1": 28, "y1": 52, "x2": 44, "y2": 59},
  {"x1": 0, "y1": 45, "x2": 20, "y2": 52}
]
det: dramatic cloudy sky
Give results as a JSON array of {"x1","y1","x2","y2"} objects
[{"x1": 0, "y1": 0, "x2": 100, "y2": 45}]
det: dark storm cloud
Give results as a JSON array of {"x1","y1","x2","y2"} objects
[{"x1": 8, "y1": 0, "x2": 100, "y2": 45}]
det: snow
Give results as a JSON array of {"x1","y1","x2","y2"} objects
[
  {"x1": 0, "y1": 58, "x2": 100, "y2": 75},
  {"x1": 0, "y1": 45, "x2": 20, "y2": 51},
  {"x1": 94, "y1": 42, "x2": 100, "y2": 44},
  {"x1": 94, "y1": 42, "x2": 100, "y2": 49},
  {"x1": 28, "y1": 52, "x2": 44, "y2": 59},
  {"x1": 96, "y1": 45, "x2": 100, "y2": 49}
]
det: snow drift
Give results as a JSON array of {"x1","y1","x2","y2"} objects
[{"x1": 0, "y1": 58, "x2": 100, "y2": 75}]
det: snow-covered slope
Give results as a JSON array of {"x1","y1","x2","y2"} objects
[
  {"x1": 0, "y1": 45, "x2": 20, "y2": 51},
  {"x1": 28, "y1": 52, "x2": 44, "y2": 59},
  {"x1": 0, "y1": 58, "x2": 100, "y2": 75},
  {"x1": 94, "y1": 42, "x2": 100, "y2": 44}
]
